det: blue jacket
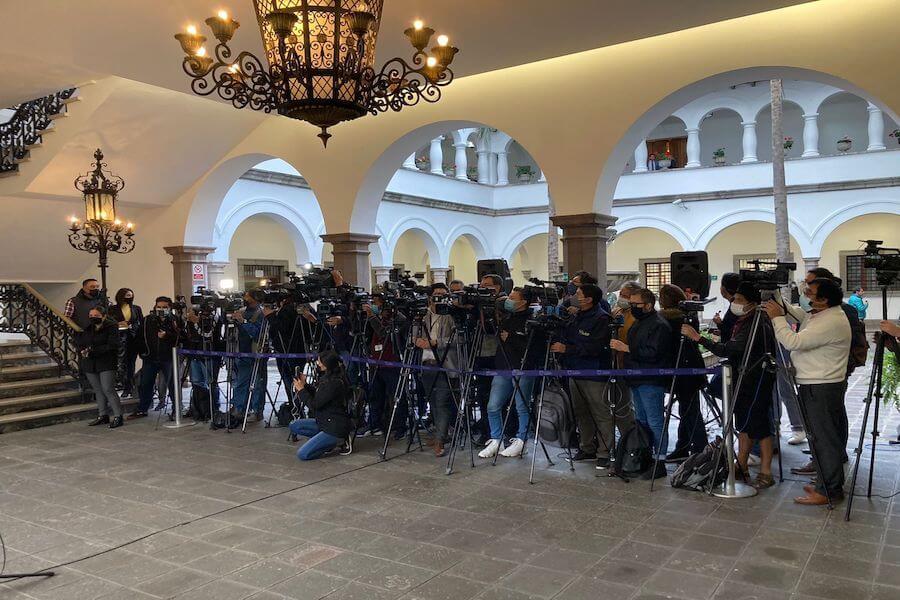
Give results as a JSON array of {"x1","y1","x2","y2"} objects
[
  {"x1": 558, "y1": 305, "x2": 611, "y2": 380},
  {"x1": 847, "y1": 294, "x2": 867, "y2": 320},
  {"x1": 238, "y1": 304, "x2": 265, "y2": 353}
]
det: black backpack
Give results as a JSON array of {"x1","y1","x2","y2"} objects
[
  {"x1": 537, "y1": 381, "x2": 577, "y2": 448},
  {"x1": 190, "y1": 385, "x2": 212, "y2": 422},
  {"x1": 615, "y1": 422, "x2": 654, "y2": 476},
  {"x1": 670, "y1": 437, "x2": 728, "y2": 491}
]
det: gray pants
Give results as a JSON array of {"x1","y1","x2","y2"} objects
[
  {"x1": 799, "y1": 382, "x2": 848, "y2": 497},
  {"x1": 570, "y1": 379, "x2": 635, "y2": 458},
  {"x1": 422, "y1": 370, "x2": 456, "y2": 444},
  {"x1": 86, "y1": 370, "x2": 123, "y2": 418}
]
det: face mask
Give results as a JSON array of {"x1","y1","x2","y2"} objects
[
  {"x1": 566, "y1": 282, "x2": 577, "y2": 296},
  {"x1": 503, "y1": 299, "x2": 519, "y2": 312},
  {"x1": 729, "y1": 303, "x2": 747, "y2": 317},
  {"x1": 630, "y1": 305, "x2": 649, "y2": 319},
  {"x1": 88, "y1": 289, "x2": 99, "y2": 298},
  {"x1": 616, "y1": 297, "x2": 631, "y2": 309},
  {"x1": 124, "y1": 296, "x2": 133, "y2": 304},
  {"x1": 371, "y1": 304, "x2": 381, "y2": 316},
  {"x1": 90, "y1": 316, "x2": 103, "y2": 324},
  {"x1": 799, "y1": 295, "x2": 812, "y2": 312},
  {"x1": 155, "y1": 308, "x2": 170, "y2": 317}
]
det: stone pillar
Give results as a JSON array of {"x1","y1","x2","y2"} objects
[
  {"x1": 740, "y1": 121, "x2": 758, "y2": 163},
  {"x1": 373, "y1": 266, "x2": 392, "y2": 287},
  {"x1": 429, "y1": 267, "x2": 451, "y2": 284},
  {"x1": 550, "y1": 213, "x2": 617, "y2": 285},
  {"x1": 206, "y1": 261, "x2": 230, "y2": 291},
  {"x1": 633, "y1": 140, "x2": 648, "y2": 173},
  {"x1": 867, "y1": 103, "x2": 886, "y2": 152},
  {"x1": 802, "y1": 256, "x2": 820, "y2": 272},
  {"x1": 453, "y1": 141, "x2": 469, "y2": 180},
  {"x1": 476, "y1": 150, "x2": 490, "y2": 184},
  {"x1": 685, "y1": 128, "x2": 701, "y2": 168},
  {"x1": 429, "y1": 136, "x2": 444, "y2": 175},
  {"x1": 320, "y1": 233, "x2": 379, "y2": 291},
  {"x1": 163, "y1": 246, "x2": 216, "y2": 299},
  {"x1": 496, "y1": 151, "x2": 509, "y2": 186},
  {"x1": 402, "y1": 153, "x2": 417, "y2": 169},
  {"x1": 802, "y1": 113, "x2": 820, "y2": 157}
]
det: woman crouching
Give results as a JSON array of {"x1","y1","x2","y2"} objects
[{"x1": 290, "y1": 351, "x2": 352, "y2": 460}]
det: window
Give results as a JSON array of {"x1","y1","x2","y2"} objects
[
  {"x1": 734, "y1": 253, "x2": 778, "y2": 273},
  {"x1": 641, "y1": 259, "x2": 671, "y2": 295},
  {"x1": 844, "y1": 253, "x2": 900, "y2": 292},
  {"x1": 239, "y1": 261, "x2": 287, "y2": 291}
]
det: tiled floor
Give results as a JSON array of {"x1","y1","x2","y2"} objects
[{"x1": 0, "y1": 364, "x2": 898, "y2": 600}]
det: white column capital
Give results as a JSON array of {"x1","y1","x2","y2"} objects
[
  {"x1": 802, "y1": 257, "x2": 821, "y2": 272},
  {"x1": 429, "y1": 267, "x2": 452, "y2": 284},
  {"x1": 372, "y1": 266, "x2": 392, "y2": 286}
]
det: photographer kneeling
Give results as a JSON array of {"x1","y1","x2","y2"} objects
[
  {"x1": 682, "y1": 283, "x2": 776, "y2": 488},
  {"x1": 290, "y1": 351, "x2": 352, "y2": 460}
]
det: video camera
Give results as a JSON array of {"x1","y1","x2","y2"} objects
[
  {"x1": 862, "y1": 239, "x2": 900, "y2": 286},
  {"x1": 190, "y1": 287, "x2": 243, "y2": 314},
  {"x1": 525, "y1": 277, "x2": 565, "y2": 306},
  {"x1": 526, "y1": 308, "x2": 567, "y2": 334},
  {"x1": 259, "y1": 267, "x2": 339, "y2": 306},
  {"x1": 739, "y1": 259, "x2": 797, "y2": 290},
  {"x1": 678, "y1": 298, "x2": 716, "y2": 313}
]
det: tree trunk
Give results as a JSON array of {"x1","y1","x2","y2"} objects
[
  {"x1": 548, "y1": 203, "x2": 559, "y2": 279},
  {"x1": 771, "y1": 79, "x2": 791, "y2": 292}
]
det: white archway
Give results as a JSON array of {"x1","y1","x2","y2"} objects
[
  {"x1": 695, "y1": 209, "x2": 815, "y2": 257},
  {"x1": 501, "y1": 223, "x2": 550, "y2": 261},
  {"x1": 614, "y1": 216, "x2": 692, "y2": 251},
  {"x1": 444, "y1": 224, "x2": 490, "y2": 259},
  {"x1": 387, "y1": 218, "x2": 448, "y2": 267},
  {"x1": 212, "y1": 197, "x2": 320, "y2": 265},
  {"x1": 810, "y1": 200, "x2": 900, "y2": 255}
]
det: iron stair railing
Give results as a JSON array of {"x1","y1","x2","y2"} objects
[{"x1": 0, "y1": 88, "x2": 77, "y2": 174}]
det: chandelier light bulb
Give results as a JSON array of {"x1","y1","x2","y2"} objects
[
  {"x1": 413, "y1": 19, "x2": 424, "y2": 30},
  {"x1": 114, "y1": 219, "x2": 122, "y2": 226},
  {"x1": 186, "y1": 24, "x2": 198, "y2": 36},
  {"x1": 69, "y1": 216, "x2": 78, "y2": 224},
  {"x1": 437, "y1": 34, "x2": 449, "y2": 47},
  {"x1": 426, "y1": 56, "x2": 438, "y2": 68},
  {"x1": 218, "y1": 9, "x2": 229, "y2": 21},
  {"x1": 126, "y1": 222, "x2": 134, "y2": 230},
  {"x1": 99, "y1": 210, "x2": 107, "y2": 219},
  {"x1": 196, "y1": 46, "x2": 207, "y2": 57},
  {"x1": 229, "y1": 63, "x2": 240, "y2": 74}
]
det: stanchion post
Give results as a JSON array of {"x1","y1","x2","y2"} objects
[
  {"x1": 713, "y1": 363, "x2": 757, "y2": 499},
  {"x1": 165, "y1": 347, "x2": 196, "y2": 430}
]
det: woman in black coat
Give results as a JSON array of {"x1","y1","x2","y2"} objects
[
  {"x1": 682, "y1": 282, "x2": 775, "y2": 488},
  {"x1": 289, "y1": 351, "x2": 352, "y2": 460},
  {"x1": 108, "y1": 288, "x2": 143, "y2": 398},
  {"x1": 76, "y1": 306, "x2": 124, "y2": 428}
]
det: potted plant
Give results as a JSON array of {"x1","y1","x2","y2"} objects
[
  {"x1": 415, "y1": 155, "x2": 429, "y2": 170},
  {"x1": 656, "y1": 150, "x2": 674, "y2": 169},
  {"x1": 837, "y1": 135, "x2": 852, "y2": 153},
  {"x1": 713, "y1": 148, "x2": 726, "y2": 166},
  {"x1": 467, "y1": 166, "x2": 478, "y2": 181},
  {"x1": 890, "y1": 129, "x2": 900, "y2": 145},
  {"x1": 515, "y1": 165, "x2": 534, "y2": 183},
  {"x1": 883, "y1": 353, "x2": 899, "y2": 412},
  {"x1": 443, "y1": 163, "x2": 455, "y2": 177},
  {"x1": 783, "y1": 136, "x2": 794, "y2": 153}
]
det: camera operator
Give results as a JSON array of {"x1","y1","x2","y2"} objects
[
  {"x1": 76, "y1": 305, "x2": 124, "y2": 429},
  {"x1": 560, "y1": 272, "x2": 611, "y2": 316},
  {"x1": 268, "y1": 295, "x2": 310, "y2": 388},
  {"x1": 363, "y1": 293, "x2": 409, "y2": 437},
  {"x1": 683, "y1": 282, "x2": 776, "y2": 488},
  {"x1": 131, "y1": 297, "x2": 180, "y2": 419},
  {"x1": 658, "y1": 284, "x2": 708, "y2": 462},
  {"x1": 448, "y1": 279, "x2": 466, "y2": 293},
  {"x1": 713, "y1": 273, "x2": 742, "y2": 344},
  {"x1": 471, "y1": 274, "x2": 505, "y2": 443},
  {"x1": 551, "y1": 283, "x2": 634, "y2": 465},
  {"x1": 479, "y1": 287, "x2": 543, "y2": 459},
  {"x1": 764, "y1": 278, "x2": 851, "y2": 505},
  {"x1": 610, "y1": 281, "x2": 641, "y2": 354},
  {"x1": 182, "y1": 305, "x2": 225, "y2": 415},
  {"x1": 289, "y1": 351, "x2": 352, "y2": 460},
  {"x1": 610, "y1": 287, "x2": 672, "y2": 468},
  {"x1": 231, "y1": 289, "x2": 268, "y2": 422}
]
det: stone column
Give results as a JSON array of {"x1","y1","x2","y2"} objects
[
  {"x1": 801, "y1": 113, "x2": 820, "y2": 157},
  {"x1": 740, "y1": 121, "x2": 758, "y2": 163},
  {"x1": 206, "y1": 261, "x2": 230, "y2": 291},
  {"x1": 453, "y1": 141, "x2": 469, "y2": 180},
  {"x1": 373, "y1": 266, "x2": 392, "y2": 287},
  {"x1": 802, "y1": 256, "x2": 820, "y2": 272},
  {"x1": 429, "y1": 136, "x2": 444, "y2": 175},
  {"x1": 633, "y1": 140, "x2": 648, "y2": 173},
  {"x1": 476, "y1": 150, "x2": 490, "y2": 184},
  {"x1": 867, "y1": 103, "x2": 886, "y2": 152},
  {"x1": 320, "y1": 233, "x2": 380, "y2": 291},
  {"x1": 163, "y1": 246, "x2": 216, "y2": 299},
  {"x1": 402, "y1": 153, "x2": 417, "y2": 169},
  {"x1": 496, "y1": 151, "x2": 509, "y2": 186},
  {"x1": 488, "y1": 152, "x2": 498, "y2": 185},
  {"x1": 550, "y1": 213, "x2": 617, "y2": 286},
  {"x1": 429, "y1": 267, "x2": 451, "y2": 284},
  {"x1": 685, "y1": 128, "x2": 701, "y2": 168}
]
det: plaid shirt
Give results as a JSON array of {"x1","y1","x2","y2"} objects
[{"x1": 64, "y1": 297, "x2": 76, "y2": 318}]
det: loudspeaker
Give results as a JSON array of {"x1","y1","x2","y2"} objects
[
  {"x1": 477, "y1": 258, "x2": 513, "y2": 293},
  {"x1": 670, "y1": 251, "x2": 710, "y2": 298}
]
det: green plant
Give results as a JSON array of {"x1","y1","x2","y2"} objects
[
  {"x1": 515, "y1": 165, "x2": 534, "y2": 177},
  {"x1": 713, "y1": 147, "x2": 725, "y2": 158},
  {"x1": 883, "y1": 353, "x2": 900, "y2": 411}
]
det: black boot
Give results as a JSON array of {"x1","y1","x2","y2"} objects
[
  {"x1": 108, "y1": 416, "x2": 124, "y2": 429},
  {"x1": 88, "y1": 415, "x2": 110, "y2": 426}
]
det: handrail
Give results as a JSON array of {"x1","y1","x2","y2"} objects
[
  {"x1": 0, "y1": 283, "x2": 81, "y2": 377},
  {"x1": 0, "y1": 88, "x2": 77, "y2": 174}
]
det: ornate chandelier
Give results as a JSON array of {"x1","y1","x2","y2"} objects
[{"x1": 174, "y1": 1, "x2": 459, "y2": 146}]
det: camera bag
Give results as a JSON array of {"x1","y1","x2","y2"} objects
[
  {"x1": 670, "y1": 436, "x2": 727, "y2": 491},
  {"x1": 615, "y1": 422, "x2": 654, "y2": 476},
  {"x1": 537, "y1": 381, "x2": 577, "y2": 448}
]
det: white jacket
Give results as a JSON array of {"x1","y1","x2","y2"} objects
[{"x1": 772, "y1": 306, "x2": 851, "y2": 384}]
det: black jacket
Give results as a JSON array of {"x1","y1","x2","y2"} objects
[
  {"x1": 496, "y1": 310, "x2": 544, "y2": 370},
  {"x1": 139, "y1": 312, "x2": 181, "y2": 362},
  {"x1": 623, "y1": 310, "x2": 673, "y2": 386},
  {"x1": 660, "y1": 308, "x2": 707, "y2": 398},
  {"x1": 109, "y1": 303, "x2": 144, "y2": 350},
  {"x1": 299, "y1": 373, "x2": 352, "y2": 439},
  {"x1": 269, "y1": 303, "x2": 307, "y2": 354},
  {"x1": 558, "y1": 305, "x2": 611, "y2": 380},
  {"x1": 75, "y1": 318, "x2": 120, "y2": 373},
  {"x1": 699, "y1": 312, "x2": 774, "y2": 408}
]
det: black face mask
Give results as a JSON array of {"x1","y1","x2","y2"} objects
[
  {"x1": 123, "y1": 296, "x2": 134, "y2": 304},
  {"x1": 88, "y1": 289, "x2": 100, "y2": 298},
  {"x1": 631, "y1": 306, "x2": 651, "y2": 320},
  {"x1": 90, "y1": 316, "x2": 103, "y2": 325}
]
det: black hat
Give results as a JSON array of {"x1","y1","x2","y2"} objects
[
  {"x1": 735, "y1": 281, "x2": 761, "y2": 304},
  {"x1": 318, "y1": 350, "x2": 343, "y2": 374}
]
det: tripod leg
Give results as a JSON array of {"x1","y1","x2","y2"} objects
[
  {"x1": 529, "y1": 378, "x2": 546, "y2": 484},
  {"x1": 866, "y1": 363, "x2": 883, "y2": 498},
  {"x1": 845, "y1": 340, "x2": 883, "y2": 520},
  {"x1": 380, "y1": 368, "x2": 407, "y2": 460},
  {"x1": 650, "y1": 390, "x2": 678, "y2": 492}
]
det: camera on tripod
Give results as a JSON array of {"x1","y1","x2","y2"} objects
[
  {"x1": 739, "y1": 259, "x2": 797, "y2": 299},
  {"x1": 525, "y1": 277, "x2": 565, "y2": 306},
  {"x1": 862, "y1": 239, "x2": 900, "y2": 286},
  {"x1": 678, "y1": 298, "x2": 716, "y2": 313},
  {"x1": 526, "y1": 309, "x2": 567, "y2": 334},
  {"x1": 190, "y1": 286, "x2": 243, "y2": 314}
]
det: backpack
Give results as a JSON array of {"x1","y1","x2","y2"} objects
[
  {"x1": 190, "y1": 385, "x2": 212, "y2": 422},
  {"x1": 615, "y1": 422, "x2": 654, "y2": 476},
  {"x1": 670, "y1": 437, "x2": 728, "y2": 491},
  {"x1": 276, "y1": 402, "x2": 294, "y2": 428},
  {"x1": 537, "y1": 381, "x2": 577, "y2": 448},
  {"x1": 846, "y1": 316, "x2": 868, "y2": 374}
]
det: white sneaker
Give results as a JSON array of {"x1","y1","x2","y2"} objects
[
  {"x1": 747, "y1": 454, "x2": 761, "y2": 466},
  {"x1": 500, "y1": 438, "x2": 526, "y2": 458},
  {"x1": 478, "y1": 439, "x2": 502, "y2": 459},
  {"x1": 787, "y1": 431, "x2": 807, "y2": 445}
]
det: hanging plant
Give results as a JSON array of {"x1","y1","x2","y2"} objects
[{"x1": 883, "y1": 353, "x2": 900, "y2": 411}]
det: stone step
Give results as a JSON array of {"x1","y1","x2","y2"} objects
[
  {"x1": 0, "y1": 362, "x2": 61, "y2": 382},
  {"x1": 0, "y1": 340, "x2": 37, "y2": 355},
  {"x1": 0, "y1": 375, "x2": 78, "y2": 399},
  {"x1": 0, "y1": 398, "x2": 138, "y2": 434},
  {"x1": 0, "y1": 389, "x2": 86, "y2": 416},
  {"x1": 0, "y1": 351, "x2": 53, "y2": 367}
]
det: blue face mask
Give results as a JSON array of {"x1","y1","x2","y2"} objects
[
  {"x1": 566, "y1": 282, "x2": 578, "y2": 296},
  {"x1": 799, "y1": 295, "x2": 812, "y2": 312},
  {"x1": 503, "y1": 299, "x2": 518, "y2": 312},
  {"x1": 371, "y1": 304, "x2": 381, "y2": 316}
]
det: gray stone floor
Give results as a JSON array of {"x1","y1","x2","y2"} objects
[{"x1": 0, "y1": 365, "x2": 898, "y2": 600}]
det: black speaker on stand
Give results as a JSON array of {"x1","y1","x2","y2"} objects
[
  {"x1": 477, "y1": 258, "x2": 513, "y2": 293},
  {"x1": 670, "y1": 251, "x2": 711, "y2": 298}
]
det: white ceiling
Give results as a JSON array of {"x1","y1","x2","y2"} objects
[{"x1": 1, "y1": 0, "x2": 812, "y2": 107}]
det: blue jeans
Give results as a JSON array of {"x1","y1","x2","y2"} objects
[
  {"x1": 290, "y1": 418, "x2": 340, "y2": 460},
  {"x1": 487, "y1": 376, "x2": 535, "y2": 441},
  {"x1": 190, "y1": 357, "x2": 221, "y2": 407},
  {"x1": 631, "y1": 384, "x2": 667, "y2": 457},
  {"x1": 233, "y1": 357, "x2": 267, "y2": 413}
]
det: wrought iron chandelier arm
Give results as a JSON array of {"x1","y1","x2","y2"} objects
[
  {"x1": 182, "y1": 45, "x2": 275, "y2": 113},
  {"x1": 365, "y1": 55, "x2": 454, "y2": 115}
]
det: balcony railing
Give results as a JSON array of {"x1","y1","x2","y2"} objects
[{"x1": 0, "y1": 88, "x2": 77, "y2": 174}]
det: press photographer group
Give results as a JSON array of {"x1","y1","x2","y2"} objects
[{"x1": 67, "y1": 242, "x2": 900, "y2": 512}]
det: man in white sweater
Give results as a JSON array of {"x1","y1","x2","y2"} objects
[{"x1": 764, "y1": 278, "x2": 851, "y2": 506}]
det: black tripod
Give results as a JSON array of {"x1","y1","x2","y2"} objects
[
  {"x1": 380, "y1": 314, "x2": 425, "y2": 460},
  {"x1": 445, "y1": 317, "x2": 484, "y2": 474},
  {"x1": 527, "y1": 337, "x2": 578, "y2": 482}
]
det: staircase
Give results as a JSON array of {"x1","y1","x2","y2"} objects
[{"x1": 0, "y1": 87, "x2": 77, "y2": 177}]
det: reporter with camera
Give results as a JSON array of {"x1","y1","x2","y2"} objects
[
  {"x1": 268, "y1": 296, "x2": 309, "y2": 388},
  {"x1": 683, "y1": 283, "x2": 776, "y2": 487},
  {"x1": 231, "y1": 289, "x2": 268, "y2": 422},
  {"x1": 363, "y1": 294, "x2": 409, "y2": 437},
  {"x1": 472, "y1": 274, "x2": 505, "y2": 443},
  {"x1": 77, "y1": 305, "x2": 124, "y2": 428},
  {"x1": 552, "y1": 284, "x2": 634, "y2": 466},
  {"x1": 764, "y1": 278, "x2": 851, "y2": 505},
  {"x1": 289, "y1": 351, "x2": 352, "y2": 460},
  {"x1": 415, "y1": 283, "x2": 458, "y2": 457},
  {"x1": 479, "y1": 287, "x2": 543, "y2": 459},
  {"x1": 560, "y1": 272, "x2": 611, "y2": 316},
  {"x1": 183, "y1": 306, "x2": 225, "y2": 417},
  {"x1": 131, "y1": 297, "x2": 180, "y2": 419},
  {"x1": 610, "y1": 288, "x2": 672, "y2": 468}
]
